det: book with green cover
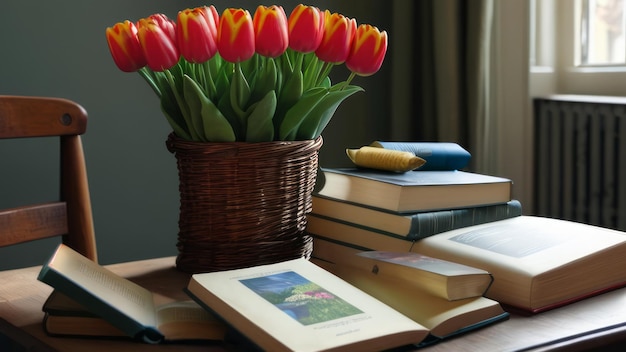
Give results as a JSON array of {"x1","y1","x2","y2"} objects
[
  {"x1": 316, "y1": 168, "x2": 512, "y2": 212},
  {"x1": 312, "y1": 195, "x2": 522, "y2": 239},
  {"x1": 37, "y1": 244, "x2": 227, "y2": 343}
]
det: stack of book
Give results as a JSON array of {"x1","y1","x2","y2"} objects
[
  {"x1": 308, "y1": 155, "x2": 518, "y2": 342},
  {"x1": 309, "y1": 143, "x2": 626, "y2": 319}
]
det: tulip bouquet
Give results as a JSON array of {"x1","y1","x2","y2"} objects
[{"x1": 105, "y1": 4, "x2": 388, "y2": 142}]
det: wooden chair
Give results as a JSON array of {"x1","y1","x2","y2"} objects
[{"x1": 0, "y1": 95, "x2": 97, "y2": 261}]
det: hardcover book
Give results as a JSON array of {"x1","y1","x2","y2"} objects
[
  {"x1": 412, "y1": 216, "x2": 626, "y2": 313},
  {"x1": 311, "y1": 195, "x2": 522, "y2": 239},
  {"x1": 315, "y1": 168, "x2": 512, "y2": 212},
  {"x1": 307, "y1": 214, "x2": 417, "y2": 252},
  {"x1": 311, "y1": 238, "x2": 493, "y2": 301},
  {"x1": 185, "y1": 258, "x2": 430, "y2": 352},
  {"x1": 37, "y1": 244, "x2": 227, "y2": 343},
  {"x1": 311, "y1": 257, "x2": 508, "y2": 343}
]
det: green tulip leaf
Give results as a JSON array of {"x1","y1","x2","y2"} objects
[
  {"x1": 275, "y1": 70, "x2": 303, "y2": 130},
  {"x1": 296, "y1": 85, "x2": 364, "y2": 140},
  {"x1": 279, "y1": 87, "x2": 328, "y2": 141},
  {"x1": 230, "y1": 63, "x2": 251, "y2": 118},
  {"x1": 200, "y1": 97, "x2": 236, "y2": 142},
  {"x1": 246, "y1": 90, "x2": 276, "y2": 142},
  {"x1": 166, "y1": 71, "x2": 199, "y2": 140},
  {"x1": 182, "y1": 75, "x2": 209, "y2": 141},
  {"x1": 160, "y1": 98, "x2": 192, "y2": 140}
]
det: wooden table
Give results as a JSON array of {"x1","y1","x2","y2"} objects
[{"x1": 2, "y1": 257, "x2": 626, "y2": 351}]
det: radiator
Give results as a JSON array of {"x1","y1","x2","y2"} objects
[{"x1": 534, "y1": 95, "x2": 626, "y2": 231}]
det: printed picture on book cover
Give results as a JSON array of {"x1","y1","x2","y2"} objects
[{"x1": 240, "y1": 271, "x2": 363, "y2": 325}]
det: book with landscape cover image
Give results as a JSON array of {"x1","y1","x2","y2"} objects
[
  {"x1": 316, "y1": 168, "x2": 512, "y2": 212},
  {"x1": 37, "y1": 244, "x2": 227, "y2": 343},
  {"x1": 412, "y1": 216, "x2": 626, "y2": 313},
  {"x1": 185, "y1": 258, "x2": 430, "y2": 352}
]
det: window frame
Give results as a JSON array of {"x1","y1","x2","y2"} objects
[{"x1": 531, "y1": 0, "x2": 626, "y2": 97}]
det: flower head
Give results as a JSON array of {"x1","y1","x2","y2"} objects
[
  {"x1": 346, "y1": 24, "x2": 388, "y2": 76},
  {"x1": 105, "y1": 21, "x2": 146, "y2": 72},
  {"x1": 253, "y1": 5, "x2": 289, "y2": 58},
  {"x1": 287, "y1": 4, "x2": 325, "y2": 53},
  {"x1": 217, "y1": 8, "x2": 255, "y2": 63},
  {"x1": 176, "y1": 6, "x2": 219, "y2": 63},
  {"x1": 315, "y1": 10, "x2": 356, "y2": 64},
  {"x1": 137, "y1": 14, "x2": 179, "y2": 71}
]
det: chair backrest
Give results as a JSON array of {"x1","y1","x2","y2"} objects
[{"x1": 0, "y1": 95, "x2": 97, "y2": 262}]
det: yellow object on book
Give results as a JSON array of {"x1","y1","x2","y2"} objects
[{"x1": 346, "y1": 146, "x2": 426, "y2": 172}]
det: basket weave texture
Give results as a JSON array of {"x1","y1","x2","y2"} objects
[{"x1": 166, "y1": 133, "x2": 323, "y2": 273}]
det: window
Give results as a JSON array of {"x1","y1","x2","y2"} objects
[
  {"x1": 530, "y1": 0, "x2": 626, "y2": 97},
  {"x1": 580, "y1": 0, "x2": 625, "y2": 66}
]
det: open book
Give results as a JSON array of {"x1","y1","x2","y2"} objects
[
  {"x1": 312, "y1": 258, "x2": 508, "y2": 344},
  {"x1": 185, "y1": 258, "x2": 430, "y2": 352},
  {"x1": 412, "y1": 216, "x2": 626, "y2": 313},
  {"x1": 37, "y1": 244, "x2": 227, "y2": 343}
]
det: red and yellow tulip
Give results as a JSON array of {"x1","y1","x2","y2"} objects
[
  {"x1": 253, "y1": 5, "x2": 289, "y2": 58},
  {"x1": 176, "y1": 6, "x2": 219, "y2": 63},
  {"x1": 287, "y1": 4, "x2": 325, "y2": 53},
  {"x1": 315, "y1": 11, "x2": 356, "y2": 64},
  {"x1": 105, "y1": 4, "x2": 388, "y2": 142},
  {"x1": 105, "y1": 21, "x2": 146, "y2": 72},
  {"x1": 346, "y1": 24, "x2": 388, "y2": 76},
  {"x1": 136, "y1": 14, "x2": 179, "y2": 71},
  {"x1": 217, "y1": 8, "x2": 255, "y2": 63}
]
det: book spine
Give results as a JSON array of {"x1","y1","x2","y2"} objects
[
  {"x1": 408, "y1": 200, "x2": 522, "y2": 240},
  {"x1": 37, "y1": 267, "x2": 162, "y2": 343}
]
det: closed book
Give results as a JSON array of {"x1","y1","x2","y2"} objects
[
  {"x1": 412, "y1": 216, "x2": 626, "y2": 313},
  {"x1": 316, "y1": 168, "x2": 512, "y2": 212},
  {"x1": 185, "y1": 258, "x2": 430, "y2": 352},
  {"x1": 37, "y1": 244, "x2": 227, "y2": 343},
  {"x1": 311, "y1": 258, "x2": 508, "y2": 343},
  {"x1": 312, "y1": 195, "x2": 522, "y2": 239},
  {"x1": 312, "y1": 238, "x2": 493, "y2": 301},
  {"x1": 369, "y1": 141, "x2": 471, "y2": 171},
  {"x1": 307, "y1": 214, "x2": 416, "y2": 252}
]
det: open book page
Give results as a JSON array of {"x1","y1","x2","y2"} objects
[
  {"x1": 413, "y1": 216, "x2": 626, "y2": 310},
  {"x1": 187, "y1": 258, "x2": 429, "y2": 352},
  {"x1": 42, "y1": 245, "x2": 157, "y2": 328}
]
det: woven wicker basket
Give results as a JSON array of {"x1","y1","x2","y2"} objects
[{"x1": 166, "y1": 133, "x2": 323, "y2": 273}]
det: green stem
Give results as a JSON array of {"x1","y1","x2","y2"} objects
[{"x1": 138, "y1": 67, "x2": 162, "y2": 98}]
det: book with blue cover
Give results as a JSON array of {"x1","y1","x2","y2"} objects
[{"x1": 316, "y1": 168, "x2": 512, "y2": 213}]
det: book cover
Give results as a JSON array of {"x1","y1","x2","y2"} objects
[
  {"x1": 311, "y1": 258, "x2": 508, "y2": 341},
  {"x1": 312, "y1": 238, "x2": 492, "y2": 301},
  {"x1": 412, "y1": 216, "x2": 626, "y2": 313},
  {"x1": 369, "y1": 141, "x2": 471, "y2": 171},
  {"x1": 37, "y1": 244, "x2": 227, "y2": 343},
  {"x1": 185, "y1": 258, "x2": 430, "y2": 352},
  {"x1": 316, "y1": 168, "x2": 512, "y2": 212},
  {"x1": 312, "y1": 195, "x2": 522, "y2": 239}
]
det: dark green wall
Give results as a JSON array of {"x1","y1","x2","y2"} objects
[{"x1": 0, "y1": 0, "x2": 394, "y2": 269}]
